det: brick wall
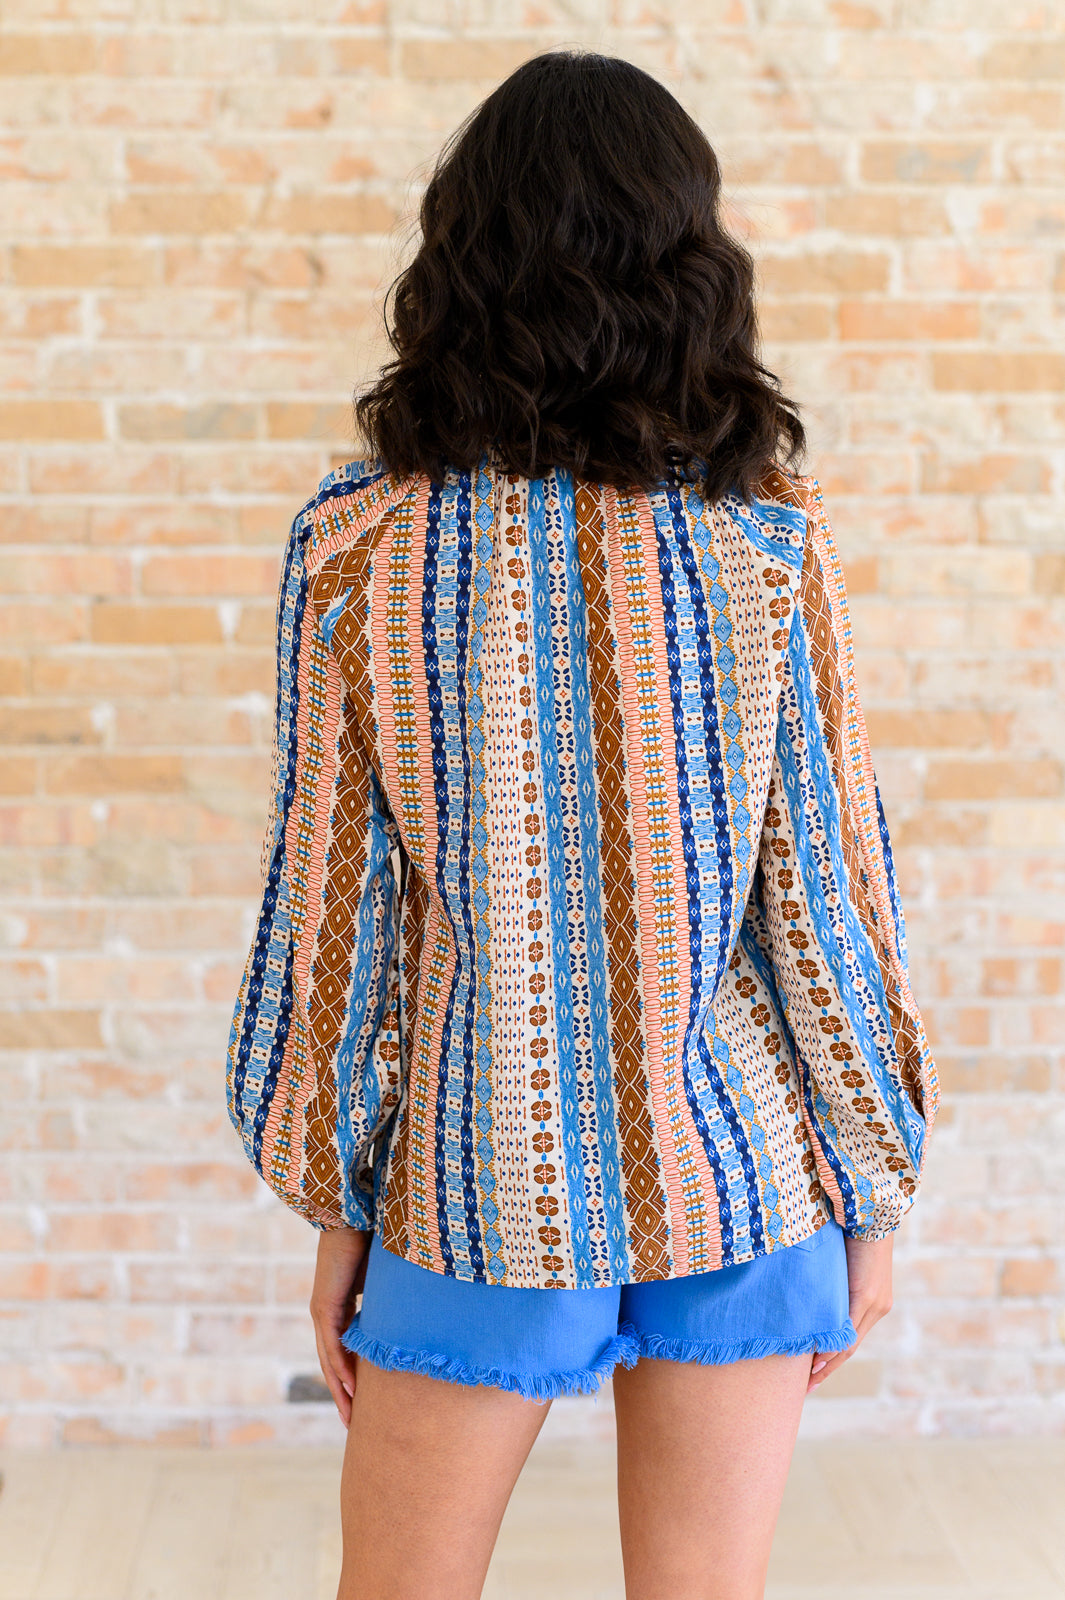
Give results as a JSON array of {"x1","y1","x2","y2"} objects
[{"x1": 2, "y1": 0, "x2": 1063, "y2": 1445}]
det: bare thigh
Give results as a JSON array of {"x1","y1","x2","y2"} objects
[
  {"x1": 337, "y1": 1357, "x2": 551, "y2": 1600},
  {"x1": 613, "y1": 1351, "x2": 813, "y2": 1600}
]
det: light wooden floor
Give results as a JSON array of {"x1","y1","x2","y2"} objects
[{"x1": 1, "y1": 1431, "x2": 1063, "y2": 1600}]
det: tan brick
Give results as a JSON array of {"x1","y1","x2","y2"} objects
[
  {"x1": 140, "y1": 553, "x2": 277, "y2": 598},
  {"x1": 0, "y1": 801, "x2": 98, "y2": 849},
  {"x1": 824, "y1": 192, "x2": 951, "y2": 236},
  {"x1": 44, "y1": 754, "x2": 184, "y2": 796},
  {"x1": 2, "y1": 1010, "x2": 102, "y2": 1049},
  {"x1": 91, "y1": 604, "x2": 223, "y2": 646},
  {"x1": 920, "y1": 454, "x2": 1051, "y2": 495},
  {"x1": 757, "y1": 250, "x2": 891, "y2": 294},
  {"x1": 250, "y1": 293, "x2": 377, "y2": 342},
  {"x1": 0, "y1": 655, "x2": 28, "y2": 695},
  {"x1": 725, "y1": 141, "x2": 844, "y2": 186},
  {"x1": 980, "y1": 40, "x2": 1065, "y2": 79},
  {"x1": 259, "y1": 192, "x2": 398, "y2": 235},
  {"x1": 97, "y1": 290, "x2": 243, "y2": 340},
  {"x1": 0, "y1": 293, "x2": 82, "y2": 338},
  {"x1": 26, "y1": 449, "x2": 177, "y2": 497},
  {"x1": 0, "y1": 706, "x2": 101, "y2": 746},
  {"x1": 1035, "y1": 554, "x2": 1065, "y2": 596},
  {"x1": 932, "y1": 351, "x2": 1065, "y2": 390},
  {"x1": 400, "y1": 37, "x2": 541, "y2": 81},
  {"x1": 86, "y1": 502, "x2": 239, "y2": 548},
  {"x1": 0, "y1": 33, "x2": 99, "y2": 74},
  {"x1": 1, "y1": 552, "x2": 133, "y2": 596},
  {"x1": 925, "y1": 759, "x2": 1062, "y2": 802},
  {"x1": 48, "y1": 1211, "x2": 177, "y2": 1253},
  {"x1": 865, "y1": 710, "x2": 991, "y2": 749},
  {"x1": 31, "y1": 650, "x2": 172, "y2": 697},
  {"x1": 175, "y1": 650, "x2": 272, "y2": 697},
  {"x1": 0, "y1": 401, "x2": 105, "y2": 441},
  {"x1": 1000, "y1": 1257, "x2": 1060, "y2": 1297},
  {"x1": 265, "y1": 401, "x2": 353, "y2": 439},
  {"x1": 117, "y1": 403, "x2": 259, "y2": 442},
  {"x1": 861, "y1": 140, "x2": 993, "y2": 184},
  {"x1": 839, "y1": 300, "x2": 981, "y2": 341},
  {"x1": 0, "y1": 601, "x2": 87, "y2": 646},
  {"x1": 758, "y1": 299, "x2": 834, "y2": 342},
  {"x1": 109, "y1": 190, "x2": 256, "y2": 235}
]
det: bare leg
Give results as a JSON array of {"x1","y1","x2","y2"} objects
[
  {"x1": 613, "y1": 1351, "x2": 812, "y2": 1600},
  {"x1": 337, "y1": 1358, "x2": 552, "y2": 1600}
]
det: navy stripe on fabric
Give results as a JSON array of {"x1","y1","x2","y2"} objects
[
  {"x1": 234, "y1": 520, "x2": 306, "y2": 1142},
  {"x1": 665, "y1": 478, "x2": 765, "y2": 1257},
  {"x1": 653, "y1": 493, "x2": 734, "y2": 1264},
  {"x1": 251, "y1": 944, "x2": 295, "y2": 1174},
  {"x1": 422, "y1": 479, "x2": 457, "y2": 1276},
  {"x1": 451, "y1": 473, "x2": 486, "y2": 1279}
]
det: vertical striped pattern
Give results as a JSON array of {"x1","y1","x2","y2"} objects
[{"x1": 227, "y1": 457, "x2": 939, "y2": 1285}]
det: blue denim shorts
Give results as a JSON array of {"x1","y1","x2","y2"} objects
[{"x1": 341, "y1": 1216, "x2": 856, "y2": 1402}]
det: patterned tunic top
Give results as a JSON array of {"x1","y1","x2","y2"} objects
[{"x1": 227, "y1": 457, "x2": 939, "y2": 1289}]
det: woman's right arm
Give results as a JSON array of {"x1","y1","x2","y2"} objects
[{"x1": 755, "y1": 475, "x2": 939, "y2": 1242}]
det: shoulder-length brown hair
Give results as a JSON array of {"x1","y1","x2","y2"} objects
[{"x1": 355, "y1": 50, "x2": 805, "y2": 502}]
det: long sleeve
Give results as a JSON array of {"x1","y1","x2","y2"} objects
[
  {"x1": 752, "y1": 476, "x2": 939, "y2": 1240},
  {"x1": 226, "y1": 509, "x2": 403, "y2": 1231}
]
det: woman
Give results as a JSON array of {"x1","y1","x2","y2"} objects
[{"x1": 227, "y1": 50, "x2": 938, "y2": 1600}]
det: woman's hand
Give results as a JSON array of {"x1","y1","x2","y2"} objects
[
  {"x1": 309, "y1": 1226, "x2": 372, "y2": 1426},
  {"x1": 807, "y1": 1233, "x2": 893, "y2": 1393}
]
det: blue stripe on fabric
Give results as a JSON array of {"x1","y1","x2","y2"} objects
[
  {"x1": 469, "y1": 464, "x2": 502, "y2": 1278},
  {"x1": 318, "y1": 585, "x2": 352, "y2": 650},
  {"x1": 556, "y1": 469, "x2": 630, "y2": 1284},
  {"x1": 311, "y1": 460, "x2": 389, "y2": 516},
  {"x1": 650, "y1": 489, "x2": 735, "y2": 1264},
  {"x1": 876, "y1": 782, "x2": 908, "y2": 963},
  {"x1": 728, "y1": 495, "x2": 807, "y2": 570},
  {"x1": 449, "y1": 473, "x2": 486, "y2": 1279},
  {"x1": 421, "y1": 478, "x2": 458, "y2": 1277},
  {"x1": 662, "y1": 480, "x2": 766, "y2": 1258},
  {"x1": 333, "y1": 771, "x2": 396, "y2": 1226},
  {"x1": 528, "y1": 476, "x2": 594, "y2": 1287},
  {"x1": 782, "y1": 611, "x2": 925, "y2": 1162}
]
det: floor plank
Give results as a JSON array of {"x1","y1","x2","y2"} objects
[
  {"x1": 125, "y1": 1455, "x2": 241, "y2": 1600},
  {"x1": 29, "y1": 1453, "x2": 159, "y2": 1600},
  {"x1": 0, "y1": 1437, "x2": 1062, "y2": 1600}
]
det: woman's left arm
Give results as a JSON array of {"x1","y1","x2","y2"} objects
[{"x1": 226, "y1": 509, "x2": 402, "y2": 1233}]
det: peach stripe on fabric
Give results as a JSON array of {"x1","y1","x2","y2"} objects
[
  {"x1": 266, "y1": 634, "x2": 344, "y2": 1200},
  {"x1": 633, "y1": 491, "x2": 723, "y2": 1271}
]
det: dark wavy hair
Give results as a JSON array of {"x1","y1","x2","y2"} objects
[{"x1": 355, "y1": 50, "x2": 806, "y2": 501}]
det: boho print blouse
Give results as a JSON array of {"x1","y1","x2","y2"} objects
[{"x1": 226, "y1": 458, "x2": 939, "y2": 1289}]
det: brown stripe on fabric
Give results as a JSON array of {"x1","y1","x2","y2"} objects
[
  {"x1": 315, "y1": 514, "x2": 395, "y2": 787},
  {"x1": 302, "y1": 710, "x2": 373, "y2": 1214},
  {"x1": 574, "y1": 482, "x2": 670, "y2": 1278}
]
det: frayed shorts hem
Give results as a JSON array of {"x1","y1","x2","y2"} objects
[
  {"x1": 340, "y1": 1326, "x2": 640, "y2": 1401},
  {"x1": 623, "y1": 1318, "x2": 857, "y2": 1367},
  {"x1": 341, "y1": 1318, "x2": 857, "y2": 1399}
]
